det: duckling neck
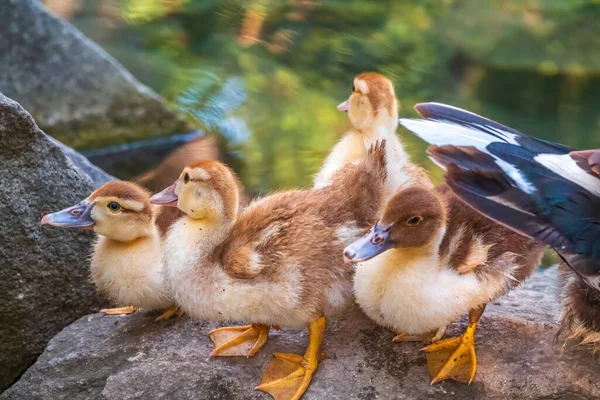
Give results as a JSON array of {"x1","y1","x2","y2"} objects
[
  {"x1": 168, "y1": 215, "x2": 232, "y2": 267},
  {"x1": 392, "y1": 243, "x2": 440, "y2": 269},
  {"x1": 390, "y1": 228, "x2": 446, "y2": 270},
  {"x1": 186, "y1": 215, "x2": 232, "y2": 240},
  {"x1": 95, "y1": 223, "x2": 159, "y2": 253},
  {"x1": 357, "y1": 117, "x2": 398, "y2": 140}
]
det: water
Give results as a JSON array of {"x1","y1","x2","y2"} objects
[{"x1": 44, "y1": 0, "x2": 600, "y2": 195}]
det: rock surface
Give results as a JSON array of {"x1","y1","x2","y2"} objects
[
  {"x1": 46, "y1": 136, "x2": 115, "y2": 188},
  {"x1": 4, "y1": 267, "x2": 599, "y2": 399},
  {"x1": 0, "y1": 0, "x2": 189, "y2": 150},
  {"x1": 0, "y1": 93, "x2": 103, "y2": 391}
]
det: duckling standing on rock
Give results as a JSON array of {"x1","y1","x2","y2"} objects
[
  {"x1": 399, "y1": 102, "x2": 600, "y2": 352},
  {"x1": 344, "y1": 183, "x2": 543, "y2": 384},
  {"x1": 150, "y1": 142, "x2": 388, "y2": 400},
  {"x1": 41, "y1": 181, "x2": 182, "y2": 320},
  {"x1": 315, "y1": 72, "x2": 431, "y2": 196}
]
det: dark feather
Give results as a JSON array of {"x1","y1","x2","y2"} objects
[
  {"x1": 428, "y1": 145, "x2": 498, "y2": 172},
  {"x1": 444, "y1": 164, "x2": 571, "y2": 252}
]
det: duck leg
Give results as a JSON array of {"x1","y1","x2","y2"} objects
[
  {"x1": 100, "y1": 306, "x2": 137, "y2": 315},
  {"x1": 393, "y1": 327, "x2": 446, "y2": 343},
  {"x1": 155, "y1": 306, "x2": 184, "y2": 322},
  {"x1": 209, "y1": 324, "x2": 270, "y2": 357},
  {"x1": 421, "y1": 305, "x2": 485, "y2": 384},
  {"x1": 256, "y1": 316, "x2": 326, "y2": 400}
]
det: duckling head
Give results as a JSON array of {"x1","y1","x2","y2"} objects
[
  {"x1": 343, "y1": 186, "x2": 445, "y2": 262},
  {"x1": 41, "y1": 181, "x2": 155, "y2": 242},
  {"x1": 337, "y1": 72, "x2": 398, "y2": 132},
  {"x1": 150, "y1": 160, "x2": 239, "y2": 224}
]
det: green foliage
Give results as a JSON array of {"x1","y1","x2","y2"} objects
[{"x1": 47, "y1": 0, "x2": 600, "y2": 192}]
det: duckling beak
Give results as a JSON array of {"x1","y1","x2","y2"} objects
[
  {"x1": 343, "y1": 222, "x2": 394, "y2": 263},
  {"x1": 41, "y1": 201, "x2": 94, "y2": 229},
  {"x1": 150, "y1": 181, "x2": 178, "y2": 207},
  {"x1": 337, "y1": 99, "x2": 349, "y2": 112}
]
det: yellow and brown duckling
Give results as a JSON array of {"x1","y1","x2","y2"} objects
[
  {"x1": 315, "y1": 72, "x2": 431, "y2": 197},
  {"x1": 344, "y1": 183, "x2": 544, "y2": 385},
  {"x1": 41, "y1": 181, "x2": 182, "y2": 320},
  {"x1": 150, "y1": 142, "x2": 388, "y2": 400}
]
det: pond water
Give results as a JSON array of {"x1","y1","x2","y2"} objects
[{"x1": 43, "y1": 0, "x2": 600, "y2": 195}]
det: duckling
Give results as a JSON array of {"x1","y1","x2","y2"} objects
[
  {"x1": 344, "y1": 183, "x2": 543, "y2": 384},
  {"x1": 41, "y1": 181, "x2": 182, "y2": 320},
  {"x1": 150, "y1": 142, "x2": 388, "y2": 400},
  {"x1": 315, "y1": 72, "x2": 431, "y2": 196}
]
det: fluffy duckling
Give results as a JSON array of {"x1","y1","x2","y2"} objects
[
  {"x1": 400, "y1": 102, "x2": 600, "y2": 351},
  {"x1": 315, "y1": 72, "x2": 431, "y2": 196},
  {"x1": 344, "y1": 184, "x2": 544, "y2": 384},
  {"x1": 150, "y1": 142, "x2": 388, "y2": 400},
  {"x1": 41, "y1": 181, "x2": 182, "y2": 320}
]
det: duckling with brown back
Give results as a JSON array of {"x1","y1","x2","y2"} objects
[
  {"x1": 151, "y1": 141, "x2": 389, "y2": 400},
  {"x1": 346, "y1": 183, "x2": 543, "y2": 385}
]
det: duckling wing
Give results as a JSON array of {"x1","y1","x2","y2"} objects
[{"x1": 218, "y1": 196, "x2": 298, "y2": 279}]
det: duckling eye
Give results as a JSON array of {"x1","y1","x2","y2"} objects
[
  {"x1": 107, "y1": 202, "x2": 121, "y2": 212},
  {"x1": 183, "y1": 173, "x2": 190, "y2": 183},
  {"x1": 407, "y1": 216, "x2": 422, "y2": 226},
  {"x1": 352, "y1": 85, "x2": 355, "y2": 93}
]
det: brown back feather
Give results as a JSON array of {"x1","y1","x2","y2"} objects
[
  {"x1": 217, "y1": 141, "x2": 388, "y2": 292},
  {"x1": 437, "y1": 184, "x2": 543, "y2": 290}
]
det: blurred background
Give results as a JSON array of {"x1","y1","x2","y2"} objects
[{"x1": 41, "y1": 0, "x2": 600, "y2": 194}]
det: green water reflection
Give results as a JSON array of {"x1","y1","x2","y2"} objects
[{"x1": 44, "y1": 0, "x2": 600, "y2": 196}]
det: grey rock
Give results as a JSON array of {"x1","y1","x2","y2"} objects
[
  {"x1": 0, "y1": 93, "x2": 103, "y2": 391},
  {"x1": 4, "y1": 267, "x2": 599, "y2": 399},
  {"x1": 46, "y1": 135, "x2": 115, "y2": 188},
  {"x1": 0, "y1": 0, "x2": 189, "y2": 150}
]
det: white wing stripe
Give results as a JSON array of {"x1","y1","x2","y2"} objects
[
  {"x1": 535, "y1": 153, "x2": 600, "y2": 196},
  {"x1": 495, "y1": 159, "x2": 536, "y2": 194},
  {"x1": 399, "y1": 119, "x2": 498, "y2": 149}
]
